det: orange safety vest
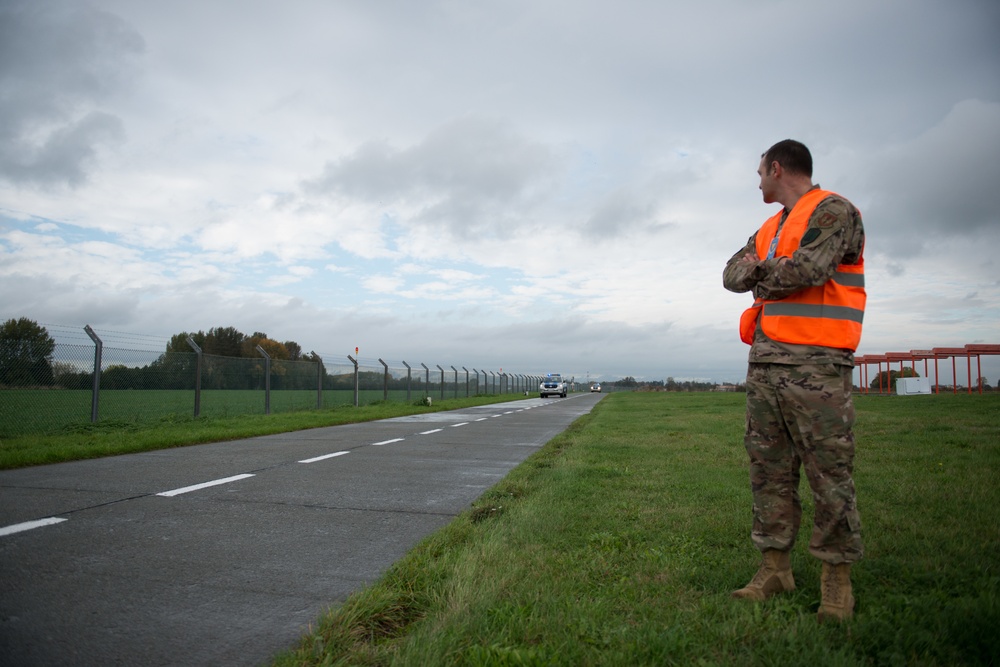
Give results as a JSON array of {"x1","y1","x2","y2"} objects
[{"x1": 739, "y1": 189, "x2": 865, "y2": 350}]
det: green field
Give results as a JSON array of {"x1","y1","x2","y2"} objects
[
  {"x1": 0, "y1": 388, "x2": 457, "y2": 437},
  {"x1": 270, "y1": 392, "x2": 999, "y2": 666}
]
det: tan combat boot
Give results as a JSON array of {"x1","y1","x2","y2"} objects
[
  {"x1": 817, "y1": 562, "x2": 855, "y2": 622},
  {"x1": 732, "y1": 550, "x2": 795, "y2": 600}
]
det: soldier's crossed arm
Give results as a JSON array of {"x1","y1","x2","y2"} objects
[
  {"x1": 753, "y1": 197, "x2": 854, "y2": 301},
  {"x1": 723, "y1": 232, "x2": 763, "y2": 294}
]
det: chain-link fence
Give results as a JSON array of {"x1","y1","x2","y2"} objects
[{"x1": 0, "y1": 325, "x2": 578, "y2": 437}]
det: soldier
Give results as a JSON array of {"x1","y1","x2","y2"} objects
[{"x1": 723, "y1": 139, "x2": 866, "y2": 621}]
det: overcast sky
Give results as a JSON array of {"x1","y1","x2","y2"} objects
[{"x1": 1, "y1": 0, "x2": 998, "y2": 384}]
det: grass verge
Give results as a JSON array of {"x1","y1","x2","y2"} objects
[
  {"x1": 0, "y1": 394, "x2": 528, "y2": 470},
  {"x1": 273, "y1": 391, "x2": 1000, "y2": 666}
]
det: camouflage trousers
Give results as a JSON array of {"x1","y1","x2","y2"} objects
[{"x1": 743, "y1": 362, "x2": 863, "y2": 564}]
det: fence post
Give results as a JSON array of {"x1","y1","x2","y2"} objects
[
  {"x1": 450, "y1": 366, "x2": 458, "y2": 398},
  {"x1": 348, "y1": 355, "x2": 359, "y2": 407},
  {"x1": 256, "y1": 345, "x2": 271, "y2": 415},
  {"x1": 186, "y1": 336, "x2": 202, "y2": 418},
  {"x1": 402, "y1": 361, "x2": 411, "y2": 403},
  {"x1": 436, "y1": 365, "x2": 444, "y2": 400},
  {"x1": 420, "y1": 363, "x2": 429, "y2": 399},
  {"x1": 83, "y1": 325, "x2": 102, "y2": 423},
  {"x1": 462, "y1": 367, "x2": 469, "y2": 397},
  {"x1": 379, "y1": 358, "x2": 389, "y2": 401},
  {"x1": 313, "y1": 351, "x2": 323, "y2": 409},
  {"x1": 489, "y1": 370, "x2": 496, "y2": 394}
]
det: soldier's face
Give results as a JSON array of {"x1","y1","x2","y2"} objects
[{"x1": 758, "y1": 157, "x2": 777, "y2": 204}]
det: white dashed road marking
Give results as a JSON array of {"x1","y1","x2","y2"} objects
[
  {"x1": 419, "y1": 429, "x2": 443, "y2": 435},
  {"x1": 298, "y1": 451, "x2": 350, "y2": 464},
  {"x1": 156, "y1": 474, "x2": 256, "y2": 497},
  {"x1": 372, "y1": 438, "x2": 405, "y2": 446},
  {"x1": 0, "y1": 517, "x2": 67, "y2": 537}
]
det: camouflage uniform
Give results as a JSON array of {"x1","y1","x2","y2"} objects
[{"x1": 723, "y1": 188, "x2": 865, "y2": 565}]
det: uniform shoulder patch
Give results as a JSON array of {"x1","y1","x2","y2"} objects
[
  {"x1": 799, "y1": 228, "x2": 822, "y2": 246},
  {"x1": 814, "y1": 211, "x2": 839, "y2": 229}
]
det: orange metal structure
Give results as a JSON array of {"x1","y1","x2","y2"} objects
[
  {"x1": 966, "y1": 344, "x2": 1000, "y2": 394},
  {"x1": 910, "y1": 350, "x2": 935, "y2": 379},
  {"x1": 854, "y1": 344, "x2": 999, "y2": 395},
  {"x1": 855, "y1": 354, "x2": 888, "y2": 394},
  {"x1": 932, "y1": 347, "x2": 972, "y2": 394}
]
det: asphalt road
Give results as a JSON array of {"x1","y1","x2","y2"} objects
[{"x1": 0, "y1": 393, "x2": 604, "y2": 666}]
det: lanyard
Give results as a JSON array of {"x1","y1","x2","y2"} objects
[
  {"x1": 766, "y1": 210, "x2": 790, "y2": 260},
  {"x1": 766, "y1": 234, "x2": 779, "y2": 260}
]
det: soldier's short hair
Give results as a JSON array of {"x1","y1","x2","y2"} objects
[{"x1": 762, "y1": 139, "x2": 813, "y2": 178}]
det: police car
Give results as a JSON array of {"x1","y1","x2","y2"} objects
[{"x1": 539, "y1": 373, "x2": 568, "y2": 398}]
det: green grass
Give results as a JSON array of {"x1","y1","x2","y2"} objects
[
  {"x1": 0, "y1": 393, "x2": 529, "y2": 469},
  {"x1": 0, "y1": 388, "x2": 453, "y2": 437},
  {"x1": 272, "y1": 392, "x2": 1000, "y2": 666}
]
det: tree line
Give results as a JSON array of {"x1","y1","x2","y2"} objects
[
  {"x1": 0, "y1": 320, "x2": 326, "y2": 390},
  {"x1": 0, "y1": 318, "x2": 463, "y2": 391},
  {"x1": 162, "y1": 326, "x2": 312, "y2": 362},
  {"x1": 0, "y1": 317, "x2": 56, "y2": 386}
]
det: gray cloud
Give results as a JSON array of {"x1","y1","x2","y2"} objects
[
  {"x1": 876, "y1": 101, "x2": 999, "y2": 232},
  {"x1": 0, "y1": 273, "x2": 140, "y2": 325},
  {"x1": 849, "y1": 99, "x2": 1000, "y2": 262},
  {"x1": 306, "y1": 117, "x2": 559, "y2": 237},
  {"x1": 1, "y1": 112, "x2": 125, "y2": 187},
  {"x1": 0, "y1": 0, "x2": 143, "y2": 187},
  {"x1": 583, "y1": 190, "x2": 674, "y2": 239}
]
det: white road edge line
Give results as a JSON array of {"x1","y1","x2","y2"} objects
[
  {"x1": 298, "y1": 451, "x2": 349, "y2": 463},
  {"x1": 156, "y1": 474, "x2": 255, "y2": 497},
  {"x1": 419, "y1": 428, "x2": 443, "y2": 435},
  {"x1": 0, "y1": 517, "x2": 67, "y2": 538},
  {"x1": 372, "y1": 438, "x2": 405, "y2": 446}
]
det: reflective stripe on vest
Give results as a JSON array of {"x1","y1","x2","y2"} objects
[
  {"x1": 739, "y1": 189, "x2": 865, "y2": 350},
  {"x1": 763, "y1": 302, "x2": 864, "y2": 322}
]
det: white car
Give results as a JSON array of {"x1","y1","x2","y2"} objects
[
  {"x1": 539, "y1": 373, "x2": 568, "y2": 398},
  {"x1": 590, "y1": 383, "x2": 602, "y2": 393}
]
